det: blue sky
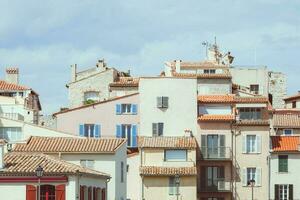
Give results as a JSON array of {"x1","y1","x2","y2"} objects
[{"x1": 0, "y1": 0, "x2": 299, "y2": 114}]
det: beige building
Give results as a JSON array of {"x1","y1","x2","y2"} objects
[
  {"x1": 283, "y1": 92, "x2": 300, "y2": 109},
  {"x1": 138, "y1": 136, "x2": 197, "y2": 200}
]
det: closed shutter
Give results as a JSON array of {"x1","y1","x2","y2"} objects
[
  {"x1": 116, "y1": 125, "x2": 121, "y2": 138},
  {"x1": 218, "y1": 166, "x2": 225, "y2": 179},
  {"x1": 102, "y1": 189, "x2": 106, "y2": 200},
  {"x1": 88, "y1": 187, "x2": 92, "y2": 200},
  {"x1": 201, "y1": 135, "x2": 207, "y2": 158},
  {"x1": 162, "y1": 97, "x2": 169, "y2": 108},
  {"x1": 116, "y1": 104, "x2": 121, "y2": 114},
  {"x1": 200, "y1": 166, "x2": 206, "y2": 190},
  {"x1": 80, "y1": 186, "x2": 84, "y2": 200},
  {"x1": 242, "y1": 168, "x2": 247, "y2": 186},
  {"x1": 256, "y1": 135, "x2": 261, "y2": 153},
  {"x1": 158, "y1": 123, "x2": 164, "y2": 136},
  {"x1": 93, "y1": 187, "x2": 97, "y2": 200},
  {"x1": 219, "y1": 135, "x2": 225, "y2": 158},
  {"x1": 26, "y1": 185, "x2": 36, "y2": 200},
  {"x1": 79, "y1": 124, "x2": 84, "y2": 137},
  {"x1": 94, "y1": 124, "x2": 101, "y2": 138},
  {"x1": 152, "y1": 123, "x2": 158, "y2": 136},
  {"x1": 256, "y1": 167, "x2": 261, "y2": 186},
  {"x1": 242, "y1": 135, "x2": 246, "y2": 153},
  {"x1": 157, "y1": 97, "x2": 162, "y2": 108},
  {"x1": 132, "y1": 125, "x2": 137, "y2": 147},
  {"x1": 132, "y1": 104, "x2": 138, "y2": 115},
  {"x1": 55, "y1": 184, "x2": 65, "y2": 200},
  {"x1": 289, "y1": 184, "x2": 293, "y2": 200},
  {"x1": 275, "y1": 184, "x2": 279, "y2": 200}
]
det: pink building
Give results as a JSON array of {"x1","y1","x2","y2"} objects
[{"x1": 53, "y1": 93, "x2": 139, "y2": 147}]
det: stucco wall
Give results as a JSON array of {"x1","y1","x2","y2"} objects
[
  {"x1": 127, "y1": 154, "x2": 141, "y2": 200},
  {"x1": 285, "y1": 99, "x2": 300, "y2": 109},
  {"x1": 197, "y1": 79, "x2": 232, "y2": 95},
  {"x1": 110, "y1": 87, "x2": 138, "y2": 98},
  {"x1": 269, "y1": 72, "x2": 286, "y2": 109}
]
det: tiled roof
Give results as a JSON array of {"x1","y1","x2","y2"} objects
[
  {"x1": 138, "y1": 136, "x2": 197, "y2": 149},
  {"x1": 234, "y1": 119, "x2": 269, "y2": 126},
  {"x1": 140, "y1": 166, "x2": 197, "y2": 176},
  {"x1": 172, "y1": 72, "x2": 232, "y2": 79},
  {"x1": 271, "y1": 136, "x2": 300, "y2": 152},
  {"x1": 0, "y1": 80, "x2": 29, "y2": 91},
  {"x1": 234, "y1": 96, "x2": 268, "y2": 103},
  {"x1": 13, "y1": 136, "x2": 126, "y2": 153},
  {"x1": 283, "y1": 93, "x2": 300, "y2": 101},
  {"x1": 109, "y1": 77, "x2": 139, "y2": 87},
  {"x1": 1, "y1": 152, "x2": 110, "y2": 177},
  {"x1": 198, "y1": 114, "x2": 235, "y2": 121},
  {"x1": 198, "y1": 95, "x2": 235, "y2": 103},
  {"x1": 273, "y1": 113, "x2": 300, "y2": 128}
]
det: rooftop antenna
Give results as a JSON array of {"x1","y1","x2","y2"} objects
[
  {"x1": 254, "y1": 47, "x2": 257, "y2": 65},
  {"x1": 202, "y1": 41, "x2": 208, "y2": 59},
  {"x1": 214, "y1": 36, "x2": 217, "y2": 45}
]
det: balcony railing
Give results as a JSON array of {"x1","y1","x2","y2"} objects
[
  {"x1": 200, "y1": 147, "x2": 232, "y2": 160},
  {"x1": 0, "y1": 113, "x2": 24, "y2": 121},
  {"x1": 200, "y1": 179, "x2": 232, "y2": 192}
]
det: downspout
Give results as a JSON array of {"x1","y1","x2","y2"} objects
[
  {"x1": 140, "y1": 147, "x2": 144, "y2": 200},
  {"x1": 268, "y1": 126, "x2": 271, "y2": 200},
  {"x1": 106, "y1": 177, "x2": 111, "y2": 200},
  {"x1": 75, "y1": 170, "x2": 81, "y2": 200},
  {"x1": 230, "y1": 121, "x2": 234, "y2": 200}
]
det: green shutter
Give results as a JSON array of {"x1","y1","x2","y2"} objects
[{"x1": 278, "y1": 155, "x2": 288, "y2": 172}]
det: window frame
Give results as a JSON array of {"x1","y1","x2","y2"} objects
[
  {"x1": 169, "y1": 177, "x2": 180, "y2": 195},
  {"x1": 164, "y1": 150, "x2": 188, "y2": 162},
  {"x1": 121, "y1": 104, "x2": 132, "y2": 114},
  {"x1": 246, "y1": 168, "x2": 256, "y2": 185},
  {"x1": 246, "y1": 135, "x2": 257, "y2": 153},
  {"x1": 250, "y1": 84, "x2": 259, "y2": 94},
  {"x1": 157, "y1": 96, "x2": 169, "y2": 108},
  {"x1": 152, "y1": 122, "x2": 164, "y2": 136},
  {"x1": 283, "y1": 129, "x2": 293, "y2": 136}
]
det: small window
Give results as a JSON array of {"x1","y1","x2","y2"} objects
[
  {"x1": 283, "y1": 129, "x2": 293, "y2": 136},
  {"x1": 165, "y1": 150, "x2": 187, "y2": 161},
  {"x1": 292, "y1": 101, "x2": 296, "y2": 108},
  {"x1": 157, "y1": 97, "x2": 169, "y2": 108},
  {"x1": 121, "y1": 162, "x2": 124, "y2": 183},
  {"x1": 250, "y1": 84, "x2": 259, "y2": 94},
  {"x1": 121, "y1": 104, "x2": 132, "y2": 114},
  {"x1": 84, "y1": 91, "x2": 99, "y2": 104},
  {"x1": 169, "y1": 177, "x2": 180, "y2": 195},
  {"x1": 246, "y1": 135, "x2": 257, "y2": 153},
  {"x1": 152, "y1": 123, "x2": 164, "y2": 136},
  {"x1": 246, "y1": 168, "x2": 256, "y2": 185},
  {"x1": 204, "y1": 69, "x2": 216, "y2": 74},
  {"x1": 80, "y1": 160, "x2": 95, "y2": 169},
  {"x1": 84, "y1": 124, "x2": 95, "y2": 137},
  {"x1": 278, "y1": 155, "x2": 288, "y2": 173}
]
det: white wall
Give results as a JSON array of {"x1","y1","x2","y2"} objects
[
  {"x1": 0, "y1": 183, "x2": 26, "y2": 200},
  {"x1": 139, "y1": 78, "x2": 198, "y2": 137},
  {"x1": 127, "y1": 154, "x2": 141, "y2": 200},
  {"x1": 199, "y1": 105, "x2": 232, "y2": 115}
]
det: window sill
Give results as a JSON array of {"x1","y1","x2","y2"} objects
[
  {"x1": 242, "y1": 152, "x2": 261, "y2": 154},
  {"x1": 277, "y1": 172, "x2": 289, "y2": 174}
]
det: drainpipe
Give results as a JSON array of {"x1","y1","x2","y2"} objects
[
  {"x1": 75, "y1": 170, "x2": 81, "y2": 200},
  {"x1": 268, "y1": 127, "x2": 271, "y2": 200},
  {"x1": 140, "y1": 147, "x2": 144, "y2": 200},
  {"x1": 106, "y1": 177, "x2": 111, "y2": 200},
  {"x1": 230, "y1": 121, "x2": 234, "y2": 200}
]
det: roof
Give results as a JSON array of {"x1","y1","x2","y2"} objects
[
  {"x1": 273, "y1": 113, "x2": 300, "y2": 128},
  {"x1": 13, "y1": 136, "x2": 126, "y2": 153},
  {"x1": 138, "y1": 136, "x2": 197, "y2": 149},
  {"x1": 172, "y1": 72, "x2": 232, "y2": 79},
  {"x1": 0, "y1": 80, "x2": 29, "y2": 91},
  {"x1": 1, "y1": 152, "x2": 110, "y2": 178},
  {"x1": 140, "y1": 166, "x2": 197, "y2": 176},
  {"x1": 168, "y1": 60, "x2": 228, "y2": 69},
  {"x1": 234, "y1": 119, "x2": 269, "y2": 126},
  {"x1": 109, "y1": 77, "x2": 139, "y2": 87},
  {"x1": 234, "y1": 96, "x2": 268, "y2": 103},
  {"x1": 198, "y1": 95, "x2": 235, "y2": 103},
  {"x1": 283, "y1": 93, "x2": 300, "y2": 101},
  {"x1": 198, "y1": 114, "x2": 235, "y2": 122},
  {"x1": 271, "y1": 136, "x2": 300, "y2": 152},
  {"x1": 53, "y1": 93, "x2": 139, "y2": 116}
]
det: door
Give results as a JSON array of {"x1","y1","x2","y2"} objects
[
  {"x1": 207, "y1": 135, "x2": 218, "y2": 158},
  {"x1": 206, "y1": 166, "x2": 225, "y2": 191}
]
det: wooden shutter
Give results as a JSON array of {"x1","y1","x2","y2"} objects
[
  {"x1": 289, "y1": 184, "x2": 293, "y2": 200},
  {"x1": 242, "y1": 135, "x2": 246, "y2": 153},
  {"x1": 80, "y1": 186, "x2": 84, "y2": 200},
  {"x1": 132, "y1": 125, "x2": 137, "y2": 147},
  {"x1": 218, "y1": 166, "x2": 225, "y2": 179},
  {"x1": 102, "y1": 189, "x2": 106, "y2": 200},
  {"x1": 26, "y1": 185, "x2": 36, "y2": 200},
  {"x1": 93, "y1": 187, "x2": 97, "y2": 200},
  {"x1": 132, "y1": 104, "x2": 138, "y2": 114},
  {"x1": 116, "y1": 104, "x2": 121, "y2": 114},
  {"x1": 55, "y1": 184, "x2": 66, "y2": 200},
  {"x1": 200, "y1": 166, "x2": 206, "y2": 190},
  {"x1": 157, "y1": 97, "x2": 162, "y2": 108},
  {"x1": 242, "y1": 168, "x2": 247, "y2": 186},
  {"x1": 88, "y1": 187, "x2": 92, "y2": 200},
  {"x1": 116, "y1": 125, "x2": 121, "y2": 138},
  {"x1": 256, "y1": 135, "x2": 261, "y2": 153},
  {"x1": 158, "y1": 123, "x2": 164, "y2": 136},
  {"x1": 79, "y1": 124, "x2": 84, "y2": 137},
  {"x1": 94, "y1": 124, "x2": 100, "y2": 138},
  {"x1": 152, "y1": 123, "x2": 158, "y2": 136},
  {"x1": 275, "y1": 184, "x2": 279, "y2": 200},
  {"x1": 256, "y1": 167, "x2": 261, "y2": 186}
]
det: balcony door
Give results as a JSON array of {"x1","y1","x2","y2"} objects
[
  {"x1": 202, "y1": 135, "x2": 225, "y2": 159},
  {"x1": 201, "y1": 166, "x2": 225, "y2": 191},
  {"x1": 207, "y1": 135, "x2": 218, "y2": 158}
]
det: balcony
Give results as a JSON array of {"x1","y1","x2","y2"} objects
[
  {"x1": 0, "y1": 113, "x2": 24, "y2": 121},
  {"x1": 200, "y1": 179, "x2": 232, "y2": 192},
  {"x1": 200, "y1": 147, "x2": 232, "y2": 160}
]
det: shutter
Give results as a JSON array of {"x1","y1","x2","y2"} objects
[
  {"x1": 157, "y1": 97, "x2": 162, "y2": 108},
  {"x1": 219, "y1": 135, "x2": 225, "y2": 158},
  {"x1": 218, "y1": 166, "x2": 225, "y2": 179},
  {"x1": 93, "y1": 187, "x2": 97, "y2": 200},
  {"x1": 162, "y1": 97, "x2": 169, "y2": 108},
  {"x1": 256, "y1": 167, "x2": 261, "y2": 186},
  {"x1": 88, "y1": 187, "x2": 92, "y2": 200},
  {"x1": 275, "y1": 184, "x2": 279, "y2": 200},
  {"x1": 256, "y1": 135, "x2": 261, "y2": 153},
  {"x1": 55, "y1": 184, "x2": 66, "y2": 200},
  {"x1": 242, "y1": 135, "x2": 246, "y2": 153},
  {"x1": 158, "y1": 123, "x2": 164, "y2": 136},
  {"x1": 26, "y1": 185, "x2": 36, "y2": 200},
  {"x1": 132, "y1": 125, "x2": 137, "y2": 147},
  {"x1": 132, "y1": 104, "x2": 138, "y2": 115},
  {"x1": 94, "y1": 124, "x2": 100, "y2": 138},
  {"x1": 201, "y1": 135, "x2": 207, "y2": 158},
  {"x1": 116, "y1": 125, "x2": 121, "y2": 138},
  {"x1": 200, "y1": 166, "x2": 206, "y2": 190},
  {"x1": 289, "y1": 184, "x2": 293, "y2": 200},
  {"x1": 152, "y1": 123, "x2": 158, "y2": 136},
  {"x1": 102, "y1": 189, "x2": 106, "y2": 200},
  {"x1": 79, "y1": 124, "x2": 84, "y2": 137},
  {"x1": 80, "y1": 186, "x2": 84, "y2": 200},
  {"x1": 116, "y1": 104, "x2": 121, "y2": 114},
  {"x1": 242, "y1": 168, "x2": 247, "y2": 186}
]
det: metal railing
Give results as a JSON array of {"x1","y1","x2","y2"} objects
[
  {"x1": 0, "y1": 112, "x2": 24, "y2": 121},
  {"x1": 200, "y1": 147, "x2": 232, "y2": 160},
  {"x1": 200, "y1": 179, "x2": 232, "y2": 192}
]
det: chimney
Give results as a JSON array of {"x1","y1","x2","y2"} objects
[
  {"x1": 96, "y1": 59, "x2": 106, "y2": 70},
  {"x1": 5, "y1": 67, "x2": 19, "y2": 85},
  {"x1": 71, "y1": 64, "x2": 77, "y2": 82},
  {"x1": 175, "y1": 60, "x2": 181, "y2": 72}
]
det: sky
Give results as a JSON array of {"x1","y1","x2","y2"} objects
[{"x1": 0, "y1": 0, "x2": 299, "y2": 114}]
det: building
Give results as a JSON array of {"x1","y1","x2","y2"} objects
[
  {"x1": 283, "y1": 92, "x2": 300, "y2": 109},
  {"x1": 0, "y1": 68, "x2": 41, "y2": 124},
  {"x1": 271, "y1": 109, "x2": 300, "y2": 136},
  {"x1": 53, "y1": 93, "x2": 139, "y2": 147},
  {"x1": 0, "y1": 142, "x2": 109, "y2": 200},
  {"x1": 138, "y1": 136, "x2": 197, "y2": 200},
  {"x1": 67, "y1": 59, "x2": 138, "y2": 108},
  {"x1": 13, "y1": 136, "x2": 127, "y2": 200},
  {"x1": 270, "y1": 136, "x2": 299, "y2": 200}
]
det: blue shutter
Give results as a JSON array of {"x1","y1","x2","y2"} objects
[
  {"x1": 79, "y1": 124, "x2": 84, "y2": 137},
  {"x1": 116, "y1": 125, "x2": 122, "y2": 138},
  {"x1": 116, "y1": 104, "x2": 121, "y2": 115},
  {"x1": 94, "y1": 124, "x2": 101, "y2": 138},
  {"x1": 132, "y1": 125, "x2": 137, "y2": 147},
  {"x1": 132, "y1": 104, "x2": 138, "y2": 115}
]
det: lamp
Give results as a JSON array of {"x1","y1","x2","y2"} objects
[
  {"x1": 174, "y1": 174, "x2": 180, "y2": 200},
  {"x1": 36, "y1": 166, "x2": 44, "y2": 200},
  {"x1": 248, "y1": 179, "x2": 255, "y2": 200}
]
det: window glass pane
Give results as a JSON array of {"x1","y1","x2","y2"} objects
[
  {"x1": 165, "y1": 150, "x2": 187, "y2": 161},
  {"x1": 284, "y1": 129, "x2": 292, "y2": 135}
]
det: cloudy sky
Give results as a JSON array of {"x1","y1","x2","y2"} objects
[{"x1": 0, "y1": 0, "x2": 299, "y2": 114}]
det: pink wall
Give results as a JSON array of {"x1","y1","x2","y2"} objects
[{"x1": 55, "y1": 94, "x2": 139, "y2": 137}]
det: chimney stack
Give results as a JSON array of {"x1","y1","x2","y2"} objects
[
  {"x1": 5, "y1": 67, "x2": 19, "y2": 85},
  {"x1": 71, "y1": 64, "x2": 77, "y2": 82}
]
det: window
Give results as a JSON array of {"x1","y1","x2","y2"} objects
[
  {"x1": 40, "y1": 185, "x2": 55, "y2": 200},
  {"x1": 80, "y1": 160, "x2": 95, "y2": 169},
  {"x1": 246, "y1": 135, "x2": 257, "y2": 153},
  {"x1": 278, "y1": 155, "x2": 288, "y2": 172},
  {"x1": 116, "y1": 104, "x2": 137, "y2": 115},
  {"x1": 152, "y1": 123, "x2": 164, "y2": 136},
  {"x1": 204, "y1": 69, "x2": 216, "y2": 74},
  {"x1": 165, "y1": 150, "x2": 187, "y2": 161},
  {"x1": 247, "y1": 168, "x2": 256, "y2": 185},
  {"x1": 275, "y1": 184, "x2": 293, "y2": 200},
  {"x1": 169, "y1": 177, "x2": 180, "y2": 195},
  {"x1": 79, "y1": 124, "x2": 101, "y2": 138},
  {"x1": 116, "y1": 124, "x2": 137, "y2": 147},
  {"x1": 157, "y1": 96, "x2": 169, "y2": 108},
  {"x1": 292, "y1": 101, "x2": 296, "y2": 108},
  {"x1": 0, "y1": 127, "x2": 23, "y2": 142},
  {"x1": 239, "y1": 108, "x2": 262, "y2": 120},
  {"x1": 283, "y1": 129, "x2": 293, "y2": 136},
  {"x1": 243, "y1": 167, "x2": 261, "y2": 186},
  {"x1": 121, "y1": 162, "x2": 124, "y2": 183},
  {"x1": 250, "y1": 84, "x2": 259, "y2": 94},
  {"x1": 121, "y1": 104, "x2": 131, "y2": 113}
]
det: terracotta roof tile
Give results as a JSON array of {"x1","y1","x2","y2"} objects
[
  {"x1": 273, "y1": 113, "x2": 300, "y2": 128},
  {"x1": 13, "y1": 136, "x2": 126, "y2": 153},
  {"x1": 198, "y1": 95, "x2": 235, "y2": 103},
  {"x1": 234, "y1": 96, "x2": 268, "y2": 103},
  {"x1": 109, "y1": 77, "x2": 139, "y2": 87},
  {"x1": 172, "y1": 72, "x2": 231, "y2": 79},
  {"x1": 140, "y1": 166, "x2": 197, "y2": 176},
  {"x1": 198, "y1": 114, "x2": 235, "y2": 121},
  {"x1": 271, "y1": 136, "x2": 300, "y2": 152},
  {"x1": 234, "y1": 119, "x2": 270, "y2": 126},
  {"x1": 0, "y1": 139, "x2": 7, "y2": 145},
  {"x1": 138, "y1": 136, "x2": 197, "y2": 149},
  {"x1": 283, "y1": 93, "x2": 300, "y2": 101},
  {"x1": 1, "y1": 152, "x2": 110, "y2": 177},
  {"x1": 0, "y1": 80, "x2": 29, "y2": 91}
]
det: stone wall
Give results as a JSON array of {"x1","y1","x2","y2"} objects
[{"x1": 268, "y1": 71, "x2": 287, "y2": 109}]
